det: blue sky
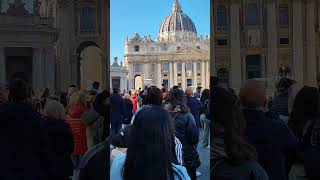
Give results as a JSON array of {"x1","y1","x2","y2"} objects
[{"x1": 110, "y1": 0, "x2": 210, "y2": 64}]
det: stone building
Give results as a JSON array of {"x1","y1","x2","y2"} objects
[
  {"x1": 213, "y1": 0, "x2": 320, "y2": 93},
  {"x1": 110, "y1": 57, "x2": 128, "y2": 92},
  {"x1": 0, "y1": 0, "x2": 108, "y2": 94},
  {"x1": 125, "y1": 0, "x2": 210, "y2": 90}
]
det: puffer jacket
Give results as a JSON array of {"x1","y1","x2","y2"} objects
[
  {"x1": 66, "y1": 104, "x2": 87, "y2": 155},
  {"x1": 171, "y1": 112, "x2": 200, "y2": 169}
]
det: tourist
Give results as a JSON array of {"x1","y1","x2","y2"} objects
[
  {"x1": 110, "y1": 86, "x2": 126, "y2": 136},
  {"x1": 162, "y1": 87, "x2": 168, "y2": 100},
  {"x1": 239, "y1": 79, "x2": 297, "y2": 180},
  {"x1": 211, "y1": 87, "x2": 268, "y2": 180},
  {"x1": 130, "y1": 90, "x2": 138, "y2": 112},
  {"x1": 0, "y1": 78, "x2": 52, "y2": 179},
  {"x1": 144, "y1": 86, "x2": 163, "y2": 106},
  {"x1": 67, "y1": 85, "x2": 78, "y2": 102},
  {"x1": 66, "y1": 90, "x2": 87, "y2": 170},
  {"x1": 91, "y1": 81, "x2": 100, "y2": 93},
  {"x1": 268, "y1": 78, "x2": 294, "y2": 119},
  {"x1": 82, "y1": 90, "x2": 104, "y2": 148},
  {"x1": 123, "y1": 93, "x2": 133, "y2": 125},
  {"x1": 43, "y1": 98, "x2": 74, "y2": 180},
  {"x1": 110, "y1": 106, "x2": 190, "y2": 180},
  {"x1": 164, "y1": 89, "x2": 200, "y2": 180},
  {"x1": 185, "y1": 87, "x2": 202, "y2": 130},
  {"x1": 200, "y1": 89, "x2": 210, "y2": 147},
  {"x1": 287, "y1": 86, "x2": 320, "y2": 180},
  {"x1": 194, "y1": 86, "x2": 201, "y2": 99}
]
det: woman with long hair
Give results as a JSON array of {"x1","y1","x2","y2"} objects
[
  {"x1": 200, "y1": 89, "x2": 210, "y2": 147},
  {"x1": 211, "y1": 87, "x2": 268, "y2": 179},
  {"x1": 164, "y1": 89, "x2": 200, "y2": 180},
  {"x1": 110, "y1": 106, "x2": 190, "y2": 180}
]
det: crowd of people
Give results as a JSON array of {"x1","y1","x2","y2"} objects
[
  {"x1": 0, "y1": 73, "x2": 109, "y2": 180},
  {"x1": 211, "y1": 77, "x2": 320, "y2": 180},
  {"x1": 110, "y1": 84, "x2": 210, "y2": 180}
]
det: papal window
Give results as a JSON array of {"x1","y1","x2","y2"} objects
[
  {"x1": 186, "y1": 63, "x2": 192, "y2": 71},
  {"x1": 247, "y1": 3, "x2": 258, "y2": 25},
  {"x1": 162, "y1": 63, "x2": 169, "y2": 72},
  {"x1": 279, "y1": 6, "x2": 289, "y2": 26},
  {"x1": 80, "y1": 6, "x2": 96, "y2": 34}
]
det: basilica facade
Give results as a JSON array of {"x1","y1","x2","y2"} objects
[
  {"x1": 125, "y1": 0, "x2": 210, "y2": 91},
  {"x1": 213, "y1": 0, "x2": 320, "y2": 93}
]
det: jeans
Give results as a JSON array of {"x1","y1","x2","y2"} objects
[
  {"x1": 201, "y1": 114, "x2": 210, "y2": 146},
  {"x1": 71, "y1": 155, "x2": 82, "y2": 170}
]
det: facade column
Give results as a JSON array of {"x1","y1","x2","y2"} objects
[
  {"x1": 128, "y1": 62, "x2": 134, "y2": 90},
  {"x1": 124, "y1": 77, "x2": 128, "y2": 92},
  {"x1": 46, "y1": 48, "x2": 55, "y2": 91},
  {"x1": 0, "y1": 47, "x2": 5, "y2": 84},
  {"x1": 201, "y1": 61, "x2": 205, "y2": 88},
  {"x1": 173, "y1": 62, "x2": 178, "y2": 86},
  {"x1": 120, "y1": 77, "x2": 124, "y2": 92},
  {"x1": 305, "y1": 0, "x2": 317, "y2": 86},
  {"x1": 157, "y1": 63, "x2": 162, "y2": 88},
  {"x1": 193, "y1": 61, "x2": 197, "y2": 87},
  {"x1": 101, "y1": 51, "x2": 107, "y2": 90},
  {"x1": 206, "y1": 60, "x2": 209, "y2": 88},
  {"x1": 32, "y1": 48, "x2": 42, "y2": 94},
  {"x1": 169, "y1": 62, "x2": 174, "y2": 87},
  {"x1": 292, "y1": 0, "x2": 304, "y2": 84},
  {"x1": 230, "y1": 0, "x2": 242, "y2": 91},
  {"x1": 267, "y1": 0, "x2": 278, "y2": 89},
  {"x1": 182, "y1": 62, "x2": 186, "y2": 90},
  {"x1": 143, "y1": 63, "x2": 149, "y2": 81}
]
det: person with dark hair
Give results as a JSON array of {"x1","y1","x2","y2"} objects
[
  {"x1": 144, "y1": 86, "x2": 163, "y2": 106},
  {"x1": 211, "y1": 87, "x2": 268, "y2": 179},
  {"x1": 122, "y1": 93, "x2": 133, "y2": 125},
  {"x1": 91, "y1": 81, "x2": 100, "y2": 93},
  {"x1": 164, "y1": 89, "x2": 200, "y2": 180},
  {"x1": 239, "y1": 79, "x2": 297, "y2": 180},
  {"x1": 110, "y1": 86, "x2": 126, "y2": 136},
  {"x1": 0, "y1": 78, "x2": 53, "y2": 180},
  {"x1": 194, "y1": 86, "x2": 201, "y2": 99},
  {"x1": 287, "y1": 86, "x2": 320, "y2": 180},
  {"x1": 185, "y1": 87, "x2": 202, "y2": 130},
  {"x1": 200, "y1": 89, "x2": 210, "y2": 147},
  {"x1": 268, "y1": 78, "x2": 294, "y2": 119},
  {"x1": 211, "y1": 76, "x2": 219, "y2": 87},
  {"x1": 110, "y1": 106, "x2": 190, "y2": 180}
]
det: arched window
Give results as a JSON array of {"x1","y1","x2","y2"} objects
[
  {"x1": 246, "y1": 55, "x2": 261, "y2": 79},
  {"x1": 217, "y1": 68, "x2": 229, "y2": 88},
  {"x1": 247, "y1": 3, "x2": 258, "y2": 25},
  {"x1": 279, "y1": 6, "x2": 289, "y2": 26},
  {"x1": 80, "y1": 6, "x2": 96, "y2": 34},
  {"x1": 217, "y1": 6, "x2": 227, "y2": 26}
]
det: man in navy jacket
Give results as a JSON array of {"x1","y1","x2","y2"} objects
[
  {"x1": 110, "y1": 86, "x2": 126, "y2": 136},
  {"x1": 239, "y1": 79, "x2": 298, "y2": 180},
  {"x1": 185, "y1": 87, "x2": 202, "y2": 130}
]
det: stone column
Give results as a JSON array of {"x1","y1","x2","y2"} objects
[
  {"x1": 230, "y1": 0, "x2": 242, "y2": 91},
  {"x1": 143, "y1": 63, "x2": 149, "y2": 80},
  {"x1": 292, "y1": 0, "x2": 304, "y2": 84},
  {"x1": 173, "y1": 62, "x2": 178, "y2": 86},
  {"x1": 157, "y1": 63, "x2": 162, "y2": 87},
  {"x1": 46, "y1": 48, "x2": 55, "y2": 91},
  {"x1": 32, "y1": 48, "x2": 42, "y2": 94},
  {"x1": 128, "y1": 62, "x2": 134, "y2": 90},
  {"x1": 101, "y1": 51, "x2": 107, "y2": 90},
  {"x1": 267, "y1": 0, "x2": 278, "y2": 88},
  {"x1": 120, "y1": 77, "x2": 124, "y2": 92},
  {"x1": 193, "y1": 61, "x2": 197, "y2": 87},
  {"x1": 182, "y1": 62, "x2": 186, "y2": 90},
  {"x1": 0, "y1": 47, "x2": 5, "y2": 84},
  {"x1": 206, "y1": 60, "x2": 209, "y2": 88},
  {"x1": 70, "y1": 54, "x2": 79, "y2": 87},
  {"x1": 169, "y1": 62, "x2": 174, "y2": 87},
  {"x1": 124, "y1": 77, "x2": 128, "y2": 91},
  {"x1": 305, "y1": 0, "x2": 317, "y2": 86},
  {"x1": 201, "y1": 61, "x2": 205, "y2": 88}
]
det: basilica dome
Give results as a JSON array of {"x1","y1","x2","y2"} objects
[{"x1": 158, "y1": 0, "x2": 197, "y2": 42}]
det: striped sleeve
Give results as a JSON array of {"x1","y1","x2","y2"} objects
[{"x1": 175, "y1": 137, "x2": 183, "y2": 165}]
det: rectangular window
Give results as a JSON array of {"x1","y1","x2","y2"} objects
[
  {"x1": 187, "y1": 79, "x2": 192, "y2": 87},
  {"x1": 280, "y1": 38, "x2": 289, "y2": 45},
  {"x1": 177, "y1": 46, "x2": 181, "y2": 50},
  {"x1": 134, "y1": 45, "x2": 140, "y2": 52},
  {"x1": 279, "y1": 6, "x2": 289, "y2": 26},
  {"x1": 80, "y1": 6, "x2": 96, "y2": 34},
  {"x1": 162, "y1": 46, "x2": 167, "y2": 51},
  {"x1": 217, "y1": 39, "x2": 228, "y2": 46},
  {"x1": 186, "y1": 63, "x2": 192, "y2": 71},
  {"x1": 162, "y1": 63, "x2": 169, "y2": 72},
  {"x1": 134, "y1": 64, "x2": 141, "y2": 72}
]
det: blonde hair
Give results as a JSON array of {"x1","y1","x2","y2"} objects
[
  {"x1": 68, "y1": 90, "x2": 88, "y2": 106},
  {"x1": 44, "y1": 99, "x2": 65, "y2": 119},
  {"x1": 123, "y1": 93, "x2": 131, "y2": 100}
]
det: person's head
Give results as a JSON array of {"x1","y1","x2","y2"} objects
[
  {"x1": 200, "y1": 89, "x2": 210, "y2": 104},
  {"x1": 92, "y1": 81, "x2": 100, "y2": 90},
  {"x1": 9, "y1": 78, "x2": 30, "y2": 103},
  {"x1": 123, "y1": 106, "x2": 176, "y2": 180},
  {"x1": 41, "y1": 88, "x2": 50, "y2": 98},
  {"x1": 68, "y1": 91, "x2": 85, "y2": 106},
  {"x1": 144, "y1": 87, "x2": 163, "y2": 106},
  {"x1": 239, "y1": 79, "x2": 266, "y2": 109},
  {"x1": 0, "y1": 83, "x2": 9, "y2": 105},
  {"x1": 289, "y1": 86, "x2": 320, "y2": 138},
  {"x1": 288, "y1": 83, "x2": 304, "y2": 114},
  {"x1": 212, "y1": 87, "x2": 257, "y2": 164},
  {"x1": 113, "y1": 86, "x2": 119, "y2": 94},
  {"x1": 197, "y1": 86, "x2": 202, "y2": 92},
  {"x1": 44, "y1": 99, "x2": 65, "y2": 119},
  {"x1": 164, "y1": 89, "x2": 189, "y2": 113},
  {"x1": 185, "y1": 87, "x2": 193, "y2": 97},
  {"x1": 276, "y1": 78, "x2": 294, "y2": 95},
  {"x1": 123, "y1": 93, "x2": 131, "y2": 100}
]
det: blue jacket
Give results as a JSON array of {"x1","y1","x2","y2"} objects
[
  {"x1": 110, "y1": 154, "x2": 191, "y2": 180},
  {"x1": 110, "y1": 94, "x2": 126, "y2": 125},
  {"x1": 242, "y1": 109, "x2": 298, "y2": 180},
  {"x1": 186, "y1": 96, "x2": 202, "y2": 128}
]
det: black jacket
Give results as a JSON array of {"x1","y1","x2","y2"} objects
[
  {"x1": 0, "y1": 102, "x2": 53, "y2": 180},
  {"x1": 171, "y1": 112, "x2": 200, "y2": 168},
  {"x1": 123, "y1": 99, "x2": 133, "y2": 124}
]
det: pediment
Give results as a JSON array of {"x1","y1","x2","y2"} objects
[{"x1": 176, "y1": 47, "x2": 203, "y2": 54}]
